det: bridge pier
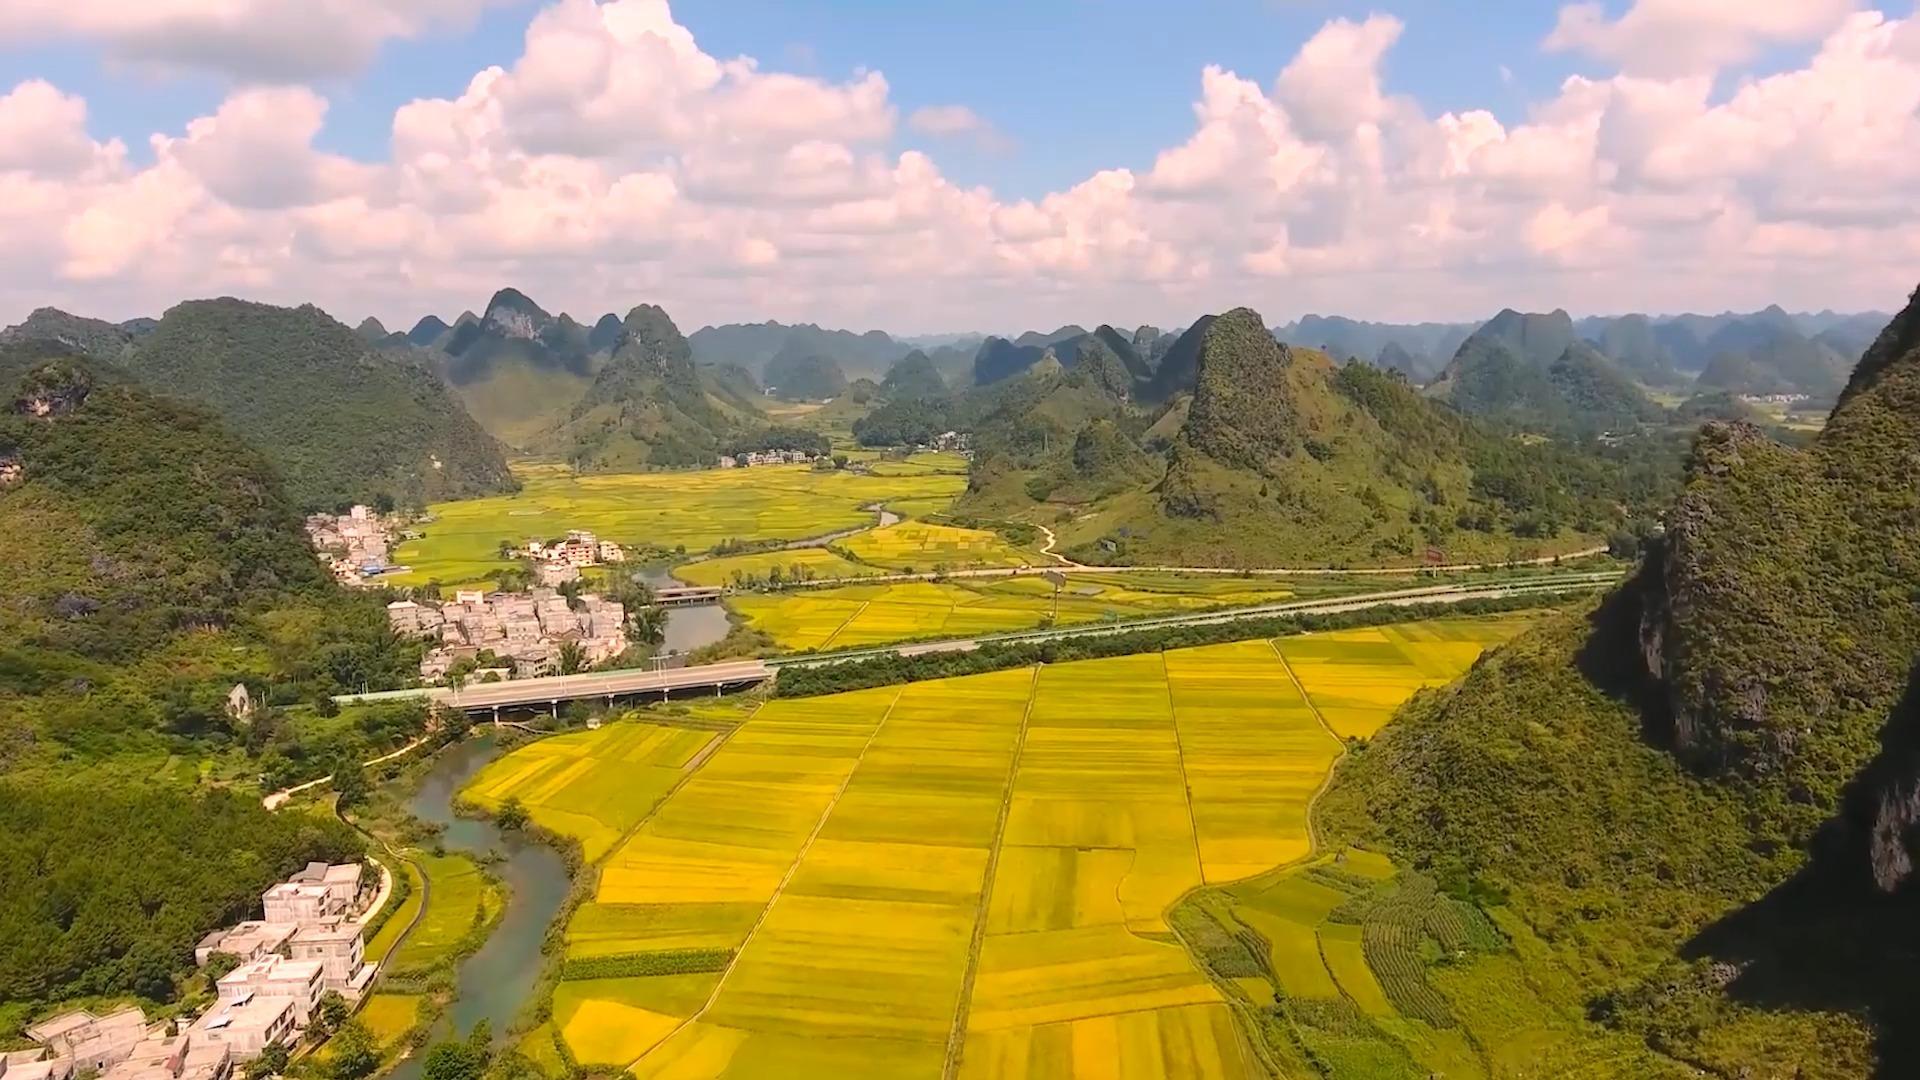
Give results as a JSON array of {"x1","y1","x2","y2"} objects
[
  {"x1": 491, "y1": 705, "x2": 500, "y2": 728},
  {"x1": 551, "y1": 700, "x2": 559, "y2": 719}
]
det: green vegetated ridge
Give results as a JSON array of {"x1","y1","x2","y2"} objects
[
  {"x1": 953, "y1": 307, "x2": 1682, "y2": 568},
  {"x1": 1252, "y1": 285, "x2": 1920, "y2": 1077},
  {"x1": 126, "y1": 298, "x2": 516, "y2": 509}
]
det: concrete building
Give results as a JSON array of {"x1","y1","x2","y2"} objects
[
  {"x1": 26, "y1": 1008, "x2": 148, "y2": 1072},
  {"x1": 1, "y1": 1051, "x2": 77, "y2": 1080},
  {"x1": 102, "y1": 1034, "x2": 229, "y2": 1080},
  {"x1": 193, "y1": 921, "x2": 295, "y2": 967},
  {"x1": 215, "y1": 957, "x2": 324, "y2": 1026},
  {"x1": 192, "y1": 997, "x2": 296, "y2": 1061},
  {"x1": 260, "y1": 882, "x2": 333, "y2": 925},
  {"x1": 289, "y1": 921, "x2": 369, "y2": 994}
]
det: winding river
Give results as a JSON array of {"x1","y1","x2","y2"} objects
[{"x1": 388, "y1": 733, "x2": 568, "y2": 1080}]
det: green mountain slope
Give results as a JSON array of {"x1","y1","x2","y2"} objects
[
  {"x1": 125, "y1": 298, "x2": 514, "y2": 509},
  {"x1": 0, "y1": 351, "x2": 388, "y2": 1018},
  {"x1": 431, "y1": 289, "x2": 608, "y2": 446},
  {"x1": 537, "y1": 304, "x2": 734, "y2": 469},
  {"x1": 764, "y1": 347, "x2": 848, "y2": 401},
  {"x1": 956, "y1": 307, "x2": 1673, "y2": 568},
  {"x1": 879, "y1": 349, "x2": 949, "y2": 400},
  {"x1": 1, "y1": 308, "x2": 135, "y2": 362},
  {"x1": 1433, "y1": 321, "x2": 1666, "y2": 436},
  {"x1": 1317, "y1": 284, "x2": 1920, "y2": 1076}
]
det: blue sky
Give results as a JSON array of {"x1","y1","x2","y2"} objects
[{"x1": 0, "y1": 1, "x2": 1623, "y2": 197}]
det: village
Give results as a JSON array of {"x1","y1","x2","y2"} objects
[
  {"x1": 2, "y1": 864, "x2": 378, "y2": 1080},
  {"x1": 715, "y1": 448, "x2": 818, "y2": 469},
  {"x1": 303, "y1": 506, "x2": 411, "y2": 587},
  {"x1": 387, "y1": 530, "x2": 633, "y2": 682}
]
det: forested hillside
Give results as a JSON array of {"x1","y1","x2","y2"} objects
[
  {"x1": 428, "y1": 288, "x2": 608, "y2": 446},
  {"x1": 1319, "y1": 284, "x2": 1920, "y2": 1076},
  {"x1": 0, "y1": 346, "x2": 423, "y2": 772},
  {"x1": 0, "y1": 345, "x2": 441, "y2": 1030},
  {"x1": 0, "y1": 785, "x2": 360, "y2": 1007},
  {"x1": 1432, "y1": 311, "x2": 1667, "y2": 436},
  {"x1": 126, "y1": 299, "x2": 515, "y2": 509}
]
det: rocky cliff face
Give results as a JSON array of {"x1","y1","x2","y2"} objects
[{"x1": 1630, "y1": 283, "x2": 1920, "y2": 856}]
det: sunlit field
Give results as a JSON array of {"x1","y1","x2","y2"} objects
[
  {"x1": 385, "y1": 853, "x2": 500, "y2": 975},
  {"x1": 388, "y1": 462, "x2": 966, "y2": 587},
  {"x1": 723, "y1": 573, "x2": 1302, "y2": 651},
  {"x1": 466, "y1": 614, "x2": 1530, "y2": 1077},
  {"x1": 672, "y1": 546, "x2": 881, "y2": 588},
  {"x1": 460, "y1": 721, "x2": 718, "y2": 861},
  {"x1": 1274, "y1": 617, "x2": 1536, "y2": 738},
  {"x1": 834, "y1": 520, "x2": 1037, "y2": 573}
]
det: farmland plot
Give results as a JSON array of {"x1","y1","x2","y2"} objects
[
  {"x1": 469, "y1": 615, "x2": 1531, "y2": 1078},
  {"x1": 460, "y1": 721, "x2": 717, "y2": 861}
]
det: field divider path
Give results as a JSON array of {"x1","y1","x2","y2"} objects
[
  {"x1": 940, "y1": 665, "x2": 1043, "y2": 1080},
  {"x1": 822, "y1": 600, "x2": 873, "y2": 652},
  {"x1": 651, "y1": 685, "x2": 907, "y2": 1052},
  {"x1": 1267, "y1": 638, "x2": 1348, "y2": 863},
  {"x1": 1160, "y1": 652, "x2": 1208, "y2": 894},
  {"x1": 1152, "y1": 640, "x2": 1360, "y2": 1079}
]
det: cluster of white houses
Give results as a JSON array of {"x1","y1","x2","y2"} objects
[
  {"x1": 6, "y1": 865, "x2": 377, "y2": 1080},
  {"x1": 716, "y1": 449, "x2": 820, "y2": 468},
  {"x1": 388, "y1": 586, "x2": 628, "y2": 681},
  {"x1": 305, "y1": 505, "x2": 407, "y2": 585}
]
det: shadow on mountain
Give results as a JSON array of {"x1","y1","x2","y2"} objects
[
  {"x1": 1571, "y1": 546, "x2": 1677, "y2": 747},
  {"x1": 1678, "y1": 661, "x2": 1920, "y2": 1079}
]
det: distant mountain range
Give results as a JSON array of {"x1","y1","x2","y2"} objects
[
  {"x1": 2, "y1": 300, "x2": 514, "y2": 509},
  {"x1": 1273, "y1": 305, "x2": 1885, "y2": 402}
]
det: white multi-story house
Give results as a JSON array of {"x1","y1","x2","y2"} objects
[
  {"x1": 215, "y1": 958, "x2": 324, "y2": 1026},
  {"x1": 289, "y1": 921, "x2": 369, "y2": 994}
]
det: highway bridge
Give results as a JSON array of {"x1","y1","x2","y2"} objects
[
  {"x1": 334, "y1": 570, "x2": 1618, "y2": 716},
  {"x1": 653, "y1": 585, "x2": 724, "y2": 607},
  {"x1": 335, "y1": 660, "x2": 772, "y2": 717}
]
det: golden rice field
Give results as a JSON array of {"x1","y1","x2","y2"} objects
[
  {"x1": 672, "y1": 546, "x2": 881, "y2": 588},
  {"x1": 460, "y1": 721, "x2": 718, "y2": 861},
  {"x1": 363, "y1": 859, "x2": 424, "y2": 963},
  {"x1": 723, "y1": 573, "x2": 1301, "y2": 651},
  {"x1": 386, "y1": 852, "x2": 501, "y2": 975},
  {"x1": 833, "y1": 521, "x2": 1038, "y2": 573},
  {"x1": 475, "y1": 616, "x2": 1530, "y2": 1078},
  {"x1": 389, "y1": 462, "x2": 965, "y2": 587},
  {"x1": 1273, "y1": 617, "x2": 1536, "y2": 738},
  {"x1": 354, "y1": 993, "x2": 422, "y2": 1051}
]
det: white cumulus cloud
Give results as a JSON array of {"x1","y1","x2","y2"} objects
[{"x1": 2, "y1": 0, "x2": 1918, "y2": 332}]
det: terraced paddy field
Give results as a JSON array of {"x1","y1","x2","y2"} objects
[
  {"x1": 389, "y1": 462, "x2": 967, "y2": 588},
  {"x1": 459, "y1": 721, "x2": 719, "y2": 861},
  {"x1": 723, "y1": 573, "x2": 1325, "y2": 652},
  {"x1": 470, "y1": 613, "x2": 1531, "y2": 1078},
  {"x1": 1180, "y1": 849, "x2": 1686, "y2": 1078}
]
